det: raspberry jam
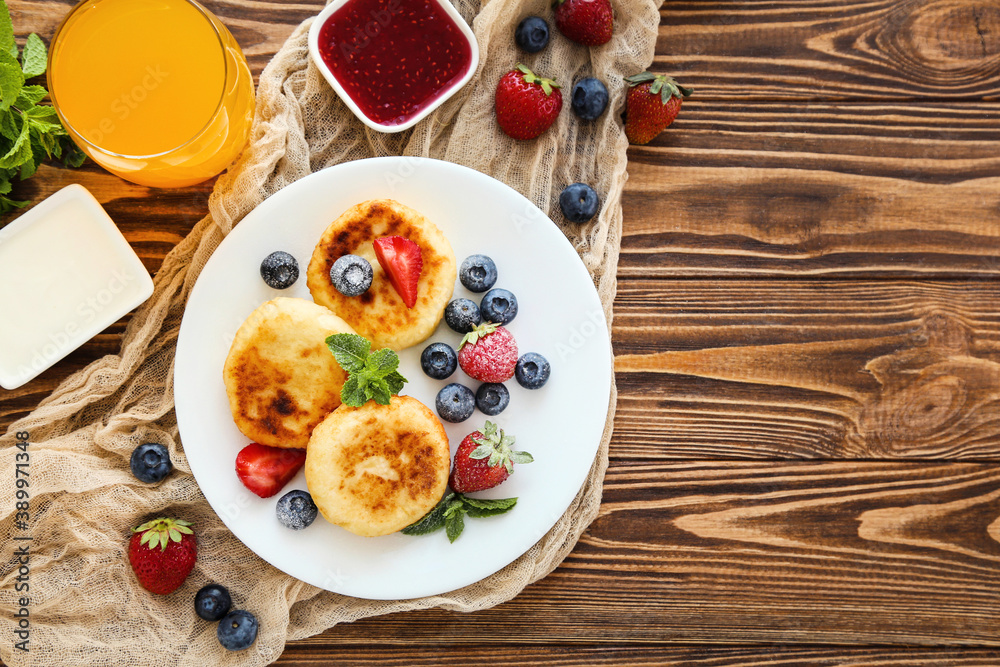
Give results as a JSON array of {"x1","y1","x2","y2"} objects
[{"x1": 317, "y1": 0, "x2": 473, "y2": 126}]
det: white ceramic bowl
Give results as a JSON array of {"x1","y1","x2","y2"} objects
[{"x1": 307, "y1": 0, "x2": 479, "y2": 133}]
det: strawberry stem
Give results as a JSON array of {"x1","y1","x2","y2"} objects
[
  {"x1": 515, "y1": 63, "x2": 561, "y2": 96},
  {"x1": 625, "y1": 71, "x2": 692, "y2": 104}
]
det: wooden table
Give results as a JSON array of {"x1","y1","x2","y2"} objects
[{"x1": 4, "y1": 0, "x2": 999, "y2": 664}]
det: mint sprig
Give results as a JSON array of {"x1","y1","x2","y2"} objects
[
  {"x1": 0, "y1": 0, "x2": 84, "y2": 219},
  {"x1": 326, "y1": 333, "x2": 407, "y2": 407},
  {"x1": 401, "y1": 490, "x2": 518, "y2": 543}
]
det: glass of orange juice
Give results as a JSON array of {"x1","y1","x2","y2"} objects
[{"x1": 47, "y1": 0, "x2": 255, "y2": 188}]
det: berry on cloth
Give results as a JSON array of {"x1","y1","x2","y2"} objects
[
  {"x1": 195, "y1": 584, "x2": 232, "y2": 622},
  {"x1": 495, "y1": 64, "x2": 562, "y2": 140},
  {"x1": 217, "y1": 609, "x2": 258, "y2": 651},
  {"x1": 559, "y1": 182, "x2": 600, "y2": 223},
  {"x1": 129, "y1": 442, "x2": 172, "y2": 484},
  {"x1": 128, "y1": 517, "x2": 196, "y2": 595},
  {"x1": 554, "y1": 0, "x2": 613, "y2": 46}
]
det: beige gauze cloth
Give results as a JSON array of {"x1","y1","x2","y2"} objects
[{"x1": 0, "y1": 0, "x2": 662, "y2": 664}]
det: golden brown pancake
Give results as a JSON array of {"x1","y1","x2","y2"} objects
[
  {"x1": 223, "y1": 297, "x2": 356, "y2": 449},
  {"x1": 304, "y1": 395, "x2": 451, "y2": 537},
  {"x1": 306, "y1": 199, "x2": 456, "y2": 351}
]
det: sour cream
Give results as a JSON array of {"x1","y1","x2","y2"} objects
[{"x1": 0, "y1": 184, "x2": 154, "y2": 390}]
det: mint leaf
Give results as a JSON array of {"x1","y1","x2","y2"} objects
[
  {"x1": 18, "y1": 153, "x2": 35, "y2": 179},
  {"x1": 340, "y1": 374, "x2": 366, "y2": 407},
  {"x1": 0, "y1": 2, "x2": 14, "y2": 60},
  {"x1": 366, "y1": 347, "x2": 399, "y2": 376},
  {"x1": 383, "y1": 371, "x2": 406, "y2": 396},
  {"x1": 368, "y1": 378, "x2": 391, "y2": 406},
  {"x1": 0, "y1": 49, "x2": 23, "y2": 112},
  {"x1": 326, "y1": 333, "x2": 408, "y2": 407},
  {"x1": 24, "y1": 105, "x2": 61, "y2": 134},
  {"x1": 444, "y1": 509, "x2": 464, "y2": 543},
  {"x1": 61, "y1": 141, "x2": 85, "y2": 168},
  {"x1": 401, "y1": 491, "x2": 454, "y2": 536},
  {"x1": 20, "y1": 33, "x2": 44, "y2": 78},
  {"x1": 465, "y1": 503, "x2": 517, "y2": 518},
  {"x1": 402, "y1": 492, "x2": 517, "y2": 542},
  {"x1": 326, "y1": 333, "x2": 370, "y2": 374},
  {"x1": 0, "y1": 192, "x2": 27, "y2": 213},
  {"x1": 461, "y1": 496, "x2": 517, "y2": 511},
  {"x1": 16, "y1": 84, "x2": 45, "y2": 107},
  {"x1": 0, "y1": 107, "x2": 16, "y2": 139},
  {"x1": 0, "y1": 111, "x2": 29, "y2": 168}
]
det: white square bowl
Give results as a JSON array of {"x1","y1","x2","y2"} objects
[
  {"x1": 0, "y1": 184, "x2": 154, "y2": 390},
  {"x1": 307, "y1": 0, "x2": 479, "y2": 133}
]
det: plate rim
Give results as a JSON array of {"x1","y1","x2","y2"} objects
[{"x1": 174, "y1": 156, "x2": 613, "y2": 599}]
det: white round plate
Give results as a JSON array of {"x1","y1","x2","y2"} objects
[{"x1": 175, "y1": 157, "x2": 612, "y2": 600}]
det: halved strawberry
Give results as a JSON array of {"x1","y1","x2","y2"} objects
[
  {"x1": 373, "y1": 236, "x2": 423, "y2": 308},
  {"x1": 235, "y1": 442, "x2": 306, "y2": 498}
]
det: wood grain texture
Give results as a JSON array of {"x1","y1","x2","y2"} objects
[
  {"x1": 285, "y1": 462, "x2": 1000, "y2": 647},
  {"x1": 0, "y1": 0, "x2": 998, "y2": 664},
  {"x1": 612, "y1": 280, "x2": 1000, "y2": 459},
  {"x1": 274, "y1": 645, "x2": 1000, "y2": 666},
  {"x1": 659, "y1": 0, "x2": 1000, "y2": 100},
  {"x1": 622, "y1": 103, "x2": 1000, "y2": 278}
]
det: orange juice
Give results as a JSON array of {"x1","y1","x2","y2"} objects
[{"x1": 48, "y1": 0, "x2": 255, "y2": 188}]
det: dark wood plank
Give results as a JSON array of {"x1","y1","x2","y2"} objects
[
  {"x1": 286, "y1": 461, "x2": 1000, "y2": 646},
  {"x1": 276, "y1": 645, "x2": 1000, "y2": 666},
  {"x1": 658, "y1": 0, "x2": 1000, "y2": 100},
  {"x1": 622, "y1": 102, "x2": 1000, "y2": 278},
  {"x1": 612, "y1": 279, "x2": 1000, "y2": 460}
]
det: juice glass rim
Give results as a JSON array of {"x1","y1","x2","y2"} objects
[{"x1": 47, "y1": 0, "x2": 231, "y2": 161}]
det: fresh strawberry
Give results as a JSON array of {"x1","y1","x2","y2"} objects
[
  {"x1": 458, "y1": 322, "x2": 518, "y2": 383},
  {"x1": 554, "y1": 0, "x2": 613, "y2": 46},
  {"x1": 373, "y1": 235, "x2": 423, "y2": 308},
  {"x1": 495, "y1": 64, "x2": 562, "y2": 140},
  {"x1": 449, "y1": 421, "x2": 533, "y2": 493},
  {"x1": 128, "y1": 517, "x2": 197, "y2": 595},
  {"x1": 235, "y1": 442, "x2": 306, "y2": 498},
  {"x1": 623, "y1": 72, "x2": 692, "y2": 145}
]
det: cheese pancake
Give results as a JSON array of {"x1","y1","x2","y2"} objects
[
  {"x1": 305, "y1": 395, "x2": 451, "y2": 537},
  {"x1": 306, "y1": 199, "x2": 456, "y2": 351},
  {"x1": 223, "y1": 297, "x2": 355, "y2": 449}
]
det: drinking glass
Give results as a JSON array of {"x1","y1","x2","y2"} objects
[{"x1": 47, "y1": 0, "x2": 256, "y2": 188}]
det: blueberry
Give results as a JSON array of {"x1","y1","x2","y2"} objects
[
  {"x1": 420, "y1": 342, "x2": 457, "y2": 380},
  {"x1": 260, "y1": 251, "x2": 299, "y2": 289},
  {"x1": 129, "y1": 442, "x2": 172, "y2": 484},
  {"x1": 515, "y1": 16, "x2": 549, "y2": 53},
  {"x1": 329, "y1": 254, "x2": 373, "y2": 297},
  {"x1": 195, "y1": 584, "x2": 232, "y2": 622},
  {"x1": 436, "y1": 383, "x2": 475, "y2": 423},
  {"x1": 217, "y1": 609, "x2": 258, "y2": 651},
  {"x1": 445, "y1": 298, "x2": 482, "y2": 333},
  {"x1": 515, "y1": 352, "x2": 551, "y2": 389},
  {"x1": 475, "y1": 383, "x2": 510, "y2": 416},
  {"x1": 480, "y1": 288, "x2": 518, "y2": 325},
  {"x1": 571, "y1": 77, "x2": 609, "y2": 121},
  {"x1": 459, "y1": 254, "x2": 498, "y2": 293},
  {"x1": 275, "y1": 489, "x2": 318, "y2": 530},
  {"x1": 559, "y1": 183, "x2": 600, "y2": 223}
]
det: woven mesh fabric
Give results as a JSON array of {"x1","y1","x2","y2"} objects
[{"x1": 0, "y1": 1, "x2": 661, "y2": 664}]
